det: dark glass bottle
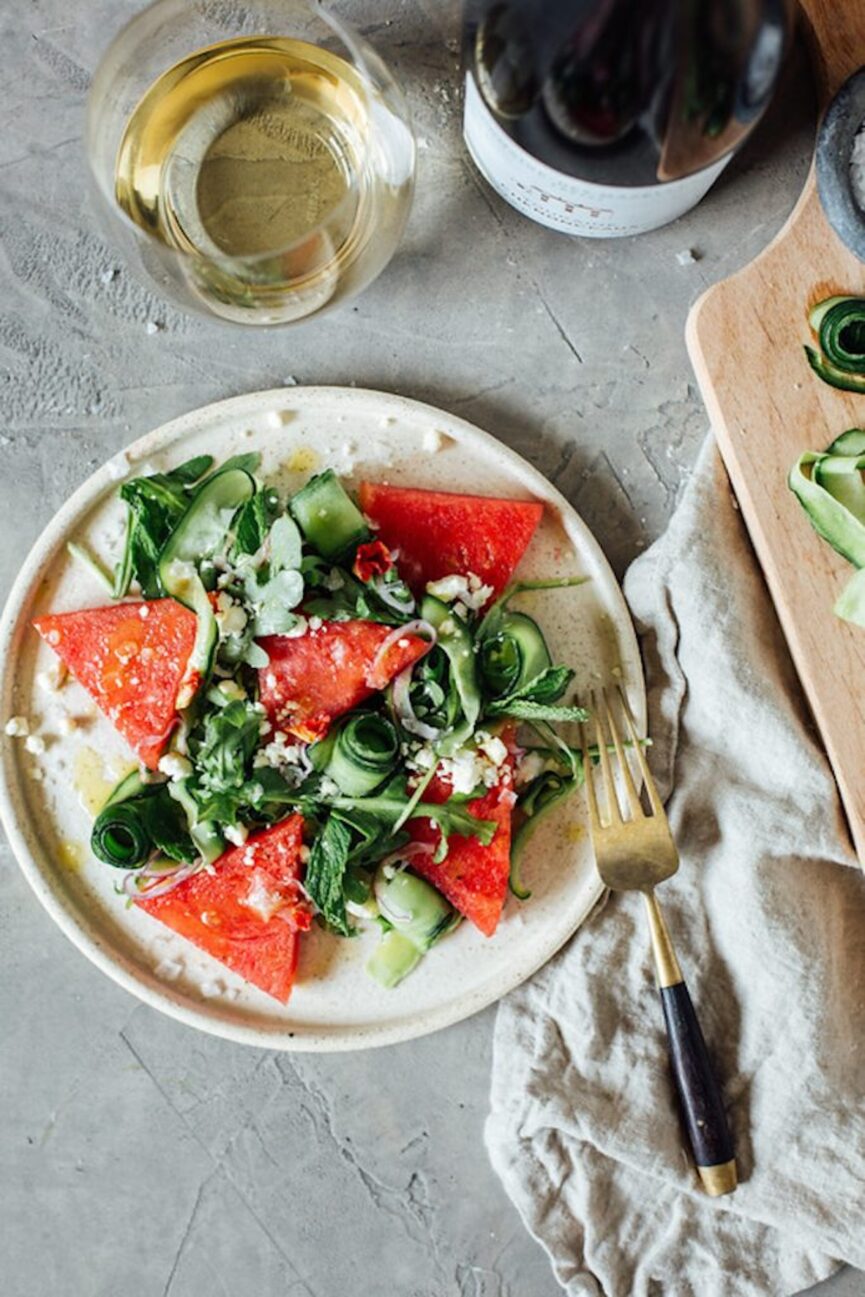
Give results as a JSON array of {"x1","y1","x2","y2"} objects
[{"x1": 463, "y1": 0, "x2": 793, "y2": 236}]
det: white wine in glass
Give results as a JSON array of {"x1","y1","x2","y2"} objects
[{"x1": 88, "y1": 2, "x2": 415, "y2": 325}]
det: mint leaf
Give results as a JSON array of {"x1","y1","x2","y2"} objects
[{"x1": 305, "y1": 814, "x2": 353, "y2": 936}]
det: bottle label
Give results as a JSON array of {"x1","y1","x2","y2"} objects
[{"x1": 463, "y1": 75, "x2": 730, "y2": 238}]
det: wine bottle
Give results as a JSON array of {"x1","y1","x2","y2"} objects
[{"x1": 462, "y1": 0, "x2": 793, "y2": 238}]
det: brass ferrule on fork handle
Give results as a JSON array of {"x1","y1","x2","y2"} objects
[{"x1": 643, "y1": 890, "x2": 682, "y2": 989}]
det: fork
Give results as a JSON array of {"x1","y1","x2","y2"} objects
[{"x1": 580, "y1": 685, "x2": 737, "y2": 1197}]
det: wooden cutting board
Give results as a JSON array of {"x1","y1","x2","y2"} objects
[{"x1": 686, "y1": 0, "x2": 865, "y2": 861}]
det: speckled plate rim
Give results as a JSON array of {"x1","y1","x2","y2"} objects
[{"x1": 0, "y1": 386, "x2": 645, "y2": 1052}]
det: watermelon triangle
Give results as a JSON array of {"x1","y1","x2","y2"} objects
[
  {"x1": 33, "y1": 599, "x2": 197, "y2": 770},
  {"x1": 408, "y1": 744, "x2": 516, "y2": 937},
  {"x1": 258, "y1": 619, "x2": 430, "y2": 741},
  {"x1": 137, "y1": 814, "x2": 309, "y2": 1002},
  {"x1": 358, "y1": 483, "x2": 543, "y2": 601}
]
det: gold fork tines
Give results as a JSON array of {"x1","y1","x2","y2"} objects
[{"x1": 579, "y1": 684, "x2": 737, "y2": 1198}]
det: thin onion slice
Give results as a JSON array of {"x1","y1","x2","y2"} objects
[
  {"x1": 371, "y1": 573, "x2": 416, "y2": 614},
  {"x1": 368, "y1": 618, "x2": 436, "y2": 689},
  {"x1": 391, "y1": 666, "x2": 441, "y2": 741},
  {"x1": 121, "y1": 859, "x2": 202, "y2": 901}
]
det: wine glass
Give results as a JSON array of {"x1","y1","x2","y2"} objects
[{"x1": 87, "y1": 0, "x2": 415, "y2": 325}]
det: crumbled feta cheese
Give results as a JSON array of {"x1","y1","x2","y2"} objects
[
  {"x1": 515, "y1": 750, "x2": 546, "y2": 788},
  {"x1": 224, "y1": 823, "x2": 248, "y2": 847},
  {"x1": 319, "y1": 775, "x2": 341, "y2": 799},
  {"x1": 216, "y1": 679, "x2": 246, "y2": 703},
  {"x1": 214, "y1": 592, "x2": 248, "y2": 638},
  {"x1": 422, "y1": 428, "x2": 445, "y2": 453},
  {"x1": 138, "y1": 605, "x2": 150, "y2": 619},
  {"x1": 477, "y1": 733, "x2": 508, "y2": 767},
  {"x1": 176, "y1": 679, "x2": 197, "y2": 709},
  {"x1": 24, "y1": 735, "x2": 46, "y2": 755},
  {"x1": 157, "y1": 752, "x2": 193, "y2": 780},
  {"x1": 426, "y1": 574, "x2": 467, "y2": 602},
  {"x1": 426, "y1": 573, "x2": 494, "y2": 613},
  {"x1": 4, "y1": 716, "x2": 29, "y2": 737},
  {"x1": 154, "y1": 957, "x2": 183, "y2": 982},
  {"x1": 323, "y1": 568, "x2": 344, "y2": 591},
  {"x1": 308, "y1": 616, "x2": 322, "y2": 631},
  {"x1": 200, "y1": 979, "x2": 224, "y2": 998},
  {"x1": 406, "y1": 743, "x2": 436, "y2": 773},
  {"x1": 438, "y1": 748, "x2": 486, "y2": 795},
  {"x1": 241, "y1": 869, "x2": 285, "y2": 921},
  {"x1": 36, "y1": 660, "x2": 67, "y2": 691},
  {"x1": 675, "y1": 248, "x2": 698, "y2": 266},
  {"x1": 283, "y1": 615, "x2": 308, "y2": 638}
]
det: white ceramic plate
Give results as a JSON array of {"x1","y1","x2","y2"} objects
[{"x1": 0, "y1": 387, "x2": 644, "y2": 1051}]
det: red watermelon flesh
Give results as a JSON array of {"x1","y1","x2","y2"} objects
[
  {"x1": 258, "y1": 619, "x2": 430, "y2": 741},
  {"x1": 408, "y1": 738, "x2": 516, "y2": 937},
  {"x1": 137, "y1": 814, "x2": 309, "y2": 1003},
  {"x1": 358, "y1": 482, "x2": 543, "y2": 602},
  {"x1": 33, "y1": 599, "x2": 197, "y2": 770}
]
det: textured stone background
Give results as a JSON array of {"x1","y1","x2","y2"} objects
[{"x1": 1, "y1": 2, "x2": 862, "y2": 1294}]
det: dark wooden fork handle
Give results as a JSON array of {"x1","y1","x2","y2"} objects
[{"x1": 660, "y1": 979, "x2": 737, "y2": 1195}]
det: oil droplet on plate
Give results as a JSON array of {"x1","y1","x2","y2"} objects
[
  {"x1": 73, "y1": 746, "x2": 134, "y2": 815},
  {"x1": 285, "y1": 446, "x2": 318, "y2": 473},
  {"x1": 57, "y1": 840, "x2": 84, "y2": 871}
]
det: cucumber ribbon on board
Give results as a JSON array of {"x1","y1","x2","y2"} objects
[
  {"x1": 789, "y1": 428, "x2": 865, "y2": 626},
  {"x1": 804, "y1": 296, "x2": 865, "y2": 393}
]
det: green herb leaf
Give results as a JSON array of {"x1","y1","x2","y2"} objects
[
  {"x1": 234, "y1": 487, "x2": 281, "y2": 557},
  {"x1": 305, "y1": 814, "x2": 353, "y2": 936},
  {"x1": 114, "y1": 456, "x2": 215, "y2": 598},
  {"x1": 486, "y1": 698, "x2": 589, "y2": 723},
  {"x1": 484, "y1": 666, "x2": 583, "y2": 721}
]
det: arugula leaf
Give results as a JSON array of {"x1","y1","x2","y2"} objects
[
  {"x1": 140, "y1": 790, "x2": 198, "y2": 864},
  {"x1": 331, "y1": 791, "x2": 497, "y2": 845},
  {"x1": 305, "y1": 814, "x2": 353, "y2": 936},
  {"x1": 186, "y1": 699, "x2": 263, "y2": 825}
]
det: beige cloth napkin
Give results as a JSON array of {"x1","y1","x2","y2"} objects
[{"x1": 486, "y1": 438, "x2": 865, "y2": 1297}]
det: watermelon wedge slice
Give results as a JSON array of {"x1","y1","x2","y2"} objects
[
  {"x1": 258, "y1": 619, "x2": 430, "y2": 741},
  {"x1": 358, "y1": 482, "x2": 543, "y2": 601},
  {"x1": 33, "y1": 599, "x2": 197, "y2": 770},
  {"x1": 137, "y1": 814, "x2": 309, "y2": 1003},
  {"x1": 408, "y1": 737, "x2": 516, "y2": 937}
]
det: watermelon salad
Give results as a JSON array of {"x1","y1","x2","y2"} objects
[{"x1": 27, "y1": 452, "x2": 592, "y2": 1003}]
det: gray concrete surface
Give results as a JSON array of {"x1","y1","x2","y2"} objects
[{"x1": 1, "y1": 3, "x2": 860, "y2": 1295}]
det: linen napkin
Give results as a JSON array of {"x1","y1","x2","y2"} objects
[{"x1": 486, "y1": 437, "x2": 865, "y2": 1297}]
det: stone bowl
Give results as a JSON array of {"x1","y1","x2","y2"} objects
[{"x1": 817, "y1": 67, "x2": 865, "y2": 263}]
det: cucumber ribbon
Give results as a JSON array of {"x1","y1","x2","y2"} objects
[
  {"x1": 789, "y1": 428, "x2": 865, "y2": 626},
  {"x1": 316, "y1": 712, "x2": 401, "y2": 797},
  {"x1": 805, "y1": 296, "x2": 865, "y2": 393}
]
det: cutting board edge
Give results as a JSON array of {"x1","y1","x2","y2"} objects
[{"x1": 686, "y1": 304, "x2": 865, "y2": 866}]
